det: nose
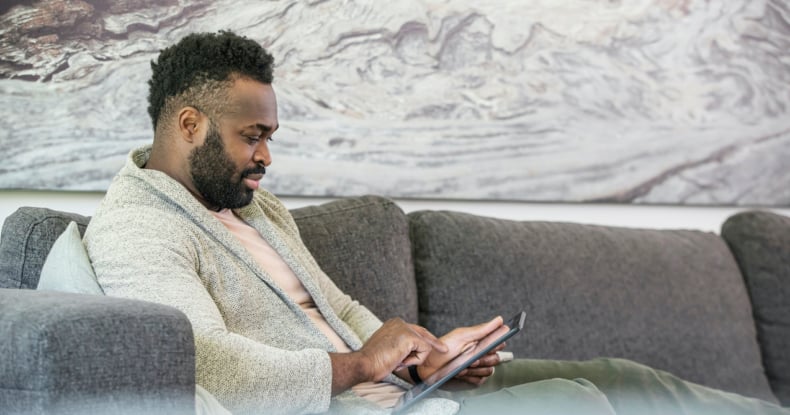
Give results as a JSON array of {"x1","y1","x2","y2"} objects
[{"x1": 254, "y1": 142, "x2": 272, "y2": 167}]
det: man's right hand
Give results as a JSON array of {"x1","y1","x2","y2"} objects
[{"x1": 329, "y1": 318, "x2": 447, "y2": 394}]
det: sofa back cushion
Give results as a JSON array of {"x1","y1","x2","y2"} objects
[
  {"x1": 289, "y1": 195, "x2": 419, "y2": 323},
  {"x1": 408, "y1": 210, "x2": 776, "y2": 403},
  {"x1": 0, "y1": 196, "x2": 418, "y2": 324},
  {"x1": 0, "y1": 207, "x2": 90, "y2": 289},
  {"x1": 722, "y1": 210, "x2": 790, "y2": 406}
]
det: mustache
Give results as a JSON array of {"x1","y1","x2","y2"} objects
[{"x1": 242, "y1": 165, "x2": 266, "y2": 177}]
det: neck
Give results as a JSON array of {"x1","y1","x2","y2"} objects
[{"x1": 145, "y1": 142, "x2": 220, "y2": 212}]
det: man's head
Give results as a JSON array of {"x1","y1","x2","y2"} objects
[
  {"x1": 146, "y1": 31, "x2": 278, "y2": 210},
  {"x1": 147, "y1": 30, "x2": 274, "y2": 132}
]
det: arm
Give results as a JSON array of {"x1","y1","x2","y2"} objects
[{"x1": 85, "y1": 208, "x2": 334, "y2": 415}]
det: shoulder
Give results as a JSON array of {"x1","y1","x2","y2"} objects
[{"x1": 86, "y1": 172, "x2": 206, "y2": 259}]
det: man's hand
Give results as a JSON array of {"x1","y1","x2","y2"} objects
[
  {"x1": 329, "y1": 318, "x2": 447, "y2": 394},
  {"x1": 417, "y1": 316, "x2": 507, "y2": 386}
]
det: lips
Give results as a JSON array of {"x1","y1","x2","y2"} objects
[{"x1": 242, "y1": 173, "x2": 263, "y2": 190}]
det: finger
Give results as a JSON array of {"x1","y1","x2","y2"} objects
[
  {"x1": 400, "y1": 354, "x2": 424, "y2": 367},
  {"x1": 479, "y1": 343, "x2": 506, "y2": 360},
  {"x1": 457, "y1": 375, "x2": 488, "y2": 386},
  {"x1": 470, "y1": 353, "x2": 501, "y2": 368},
  {"x1": 489, "y1": 342, "x2": 507, "y2": 354},
  {"x1": 460, "y1": 316, "x2": 504, "y2": 342},
  {"x1": 496, "y1": 351, "x2": 514, "y2": 363},
  {"x1": 461, "y1": 366, "x2": 495, "y2": 378},
  {"x1": 411, "y1": 324, "x2": 449, "y2": 353},
  {"x1": 400, "y1": 343, "x2": 433, "y2": 367},
  {"x1": 403, "y1": 333, "x2": 444, "y2": 366}
]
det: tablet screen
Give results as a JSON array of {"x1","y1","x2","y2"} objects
[{"x1": 392, "y1": 311, "x2": 526, "y2": 414}]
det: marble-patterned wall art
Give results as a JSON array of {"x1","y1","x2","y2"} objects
[{"x1": 1, "y1": 0, "x2": 788, "y2": 205}]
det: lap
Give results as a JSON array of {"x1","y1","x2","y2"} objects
[
  {"x1": 452, "y1": 378, "x2": 615, "y2": 415},
  {"x1": 446, "y1": 358, "x2": 789, "y2": 415}
]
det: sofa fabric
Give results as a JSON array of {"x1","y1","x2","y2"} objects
[
  {"x1": 722, "y1": 211, "x2": 790, "y2": 406},
  {"x1": 291, "y1": 195, "x2": 418, "y2": 323},
  {"x1": 0, "y1": 207, "x2": 90, "y2": 289},
  {"x1": 1, "y1": 197, "x2": 786, "y2": 410},
  {"x1": 0, "y1": 289, "x2": 195, "y2": 415},
  {"x1": 408, "y1": 210, "x2": 776, "y2": 403}
]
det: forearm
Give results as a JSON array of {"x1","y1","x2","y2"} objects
[{"x1": 197, "y1": 334, "x2": 332, "y2": 414}]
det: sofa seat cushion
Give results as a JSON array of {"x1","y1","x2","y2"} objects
[
  {"x1": 722, "y1": 211, "x2": 790, "y2": 406},
  {"x1": 291, "y1": 195, "x2": 418, "y2": 323},
  {"x1": 408, "y1": 210, "x2": 776, "y2": 403}
]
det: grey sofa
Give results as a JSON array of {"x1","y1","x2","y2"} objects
[{"x1": 1, "y1": 195, "x2": 788, "y2": 413}]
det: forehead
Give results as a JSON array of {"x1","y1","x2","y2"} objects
[{"x1": 220, "y1": 78, "x2": 278, "y2": 125}]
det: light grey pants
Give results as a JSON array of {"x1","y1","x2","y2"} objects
[{"x1": 444, "y1": 358, "x2": 789, "y2": 415}]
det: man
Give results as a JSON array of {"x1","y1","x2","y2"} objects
[{"x1": 84, "y1": 31, "x2": 789, "y2": 415}]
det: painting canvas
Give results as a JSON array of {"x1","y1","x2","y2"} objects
[{"x1": 0, "y1": 0, "x2": 788, "y2": 205}]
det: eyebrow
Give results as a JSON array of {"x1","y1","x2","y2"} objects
[{"x1": 245, "y1": 123, "x2": 279, "y2": 133}]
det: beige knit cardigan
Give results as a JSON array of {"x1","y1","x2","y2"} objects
[{"x1": 84, "y1": 146, "x2": 457, "y2": 415}]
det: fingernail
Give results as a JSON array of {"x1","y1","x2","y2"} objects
[{"x1": 496, "y1": 351, "x2": 514, "y2": 362}]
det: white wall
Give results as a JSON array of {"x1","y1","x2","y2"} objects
[{"x1": 2, "y1": 190, "x2": 788, "y2": 241}]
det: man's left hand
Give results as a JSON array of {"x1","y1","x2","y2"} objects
[{"x1": 417, "y1": 316, "x2": 507, "y2": 386}]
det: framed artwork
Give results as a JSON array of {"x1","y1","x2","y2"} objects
[{"x1": 1, "y1": 0, "x2": 788, "y2": 205}]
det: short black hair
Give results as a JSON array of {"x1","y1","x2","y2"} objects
[{"x1": 147, "y1": 31, "x2": 274, "y2": 130}]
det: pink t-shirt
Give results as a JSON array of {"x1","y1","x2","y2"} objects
[{"x1": 211, "y1": 209, "x2": 405, "y2": 408}]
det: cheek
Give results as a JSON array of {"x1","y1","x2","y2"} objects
[{"x1": 223, "y1": 143, "x2": 255, "y2": 170}]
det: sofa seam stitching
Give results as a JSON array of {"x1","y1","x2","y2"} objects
[{"x1": 292, "y1": 199, "x2": 398, "y2": 220}]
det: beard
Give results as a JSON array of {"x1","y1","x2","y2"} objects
[{"x1": 188, "y1": 123, "x2": 264, "y2": 210}]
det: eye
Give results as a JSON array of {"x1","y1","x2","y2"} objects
[
  {"x1": 244, "y1": 135, "x2": 261, "y2": 143},
  {"x1": 266, "y1": 136, "x2": 275, "y2": 142}
]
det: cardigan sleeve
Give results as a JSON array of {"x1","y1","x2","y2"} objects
[{"x1": 85, "y1": 206, "x2": 333, "y2": 415}]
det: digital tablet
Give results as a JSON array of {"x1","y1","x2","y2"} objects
[{"x1": 392, "y1": 311, "x2": 526, "y2": 414}]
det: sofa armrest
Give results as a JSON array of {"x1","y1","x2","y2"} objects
[{"x1": 0, "y1": 289, "x2": 195, "y2": 415}]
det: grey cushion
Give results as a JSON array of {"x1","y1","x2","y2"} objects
[
  {"x1": 0, "y1": 207, "x2": 90, "y2": 289},
  {"x1": 291, "y1": 195, "x2": 418, "y2": 323},
  {"x1": 408, "y1": 210, "x2": 777, "y2": 403},
  {"x1": 0, "y1": 197, "x2": 416, "y2": 320},
  {"x1": 722, "y1": 210, "x2": 790, "y2": 406},
  {"x1": 0, "y1": 289, "x2": 195, "y2": 414}
]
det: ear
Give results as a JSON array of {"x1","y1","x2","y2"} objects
[{"x1": 176, "y1": 106, "x2": 204, "y2": 143}]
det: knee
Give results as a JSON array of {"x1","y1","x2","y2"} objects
[
  {"x1": 505, "y1": 378, "x2": 615, "y2": 415},
  {"x1": 540, "y1": 377, "x2": 605, "y2": 398},
  {"x1": 590, "y1": 357, "x2": 658, "y2": 376}
]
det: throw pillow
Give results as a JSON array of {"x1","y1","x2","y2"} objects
[{"x1": 37, "y1": 221, "x2": 104, "y2": 295}]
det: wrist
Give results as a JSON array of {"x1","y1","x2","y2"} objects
[
  {"x1": 329, "y1": 351, "x2": 373, "y2": 395},
  {"x1": 352, "y1": 350, "x2": 375, "y2": 383}
]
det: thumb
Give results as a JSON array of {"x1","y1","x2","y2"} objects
[{"x1": 461, "y1": 316, "x2": 504, "y2": 341}]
